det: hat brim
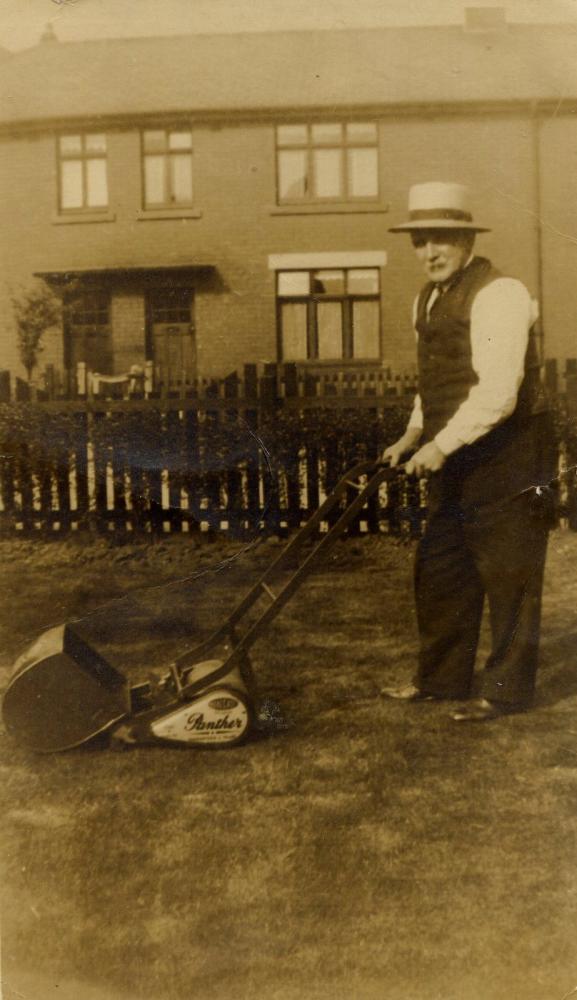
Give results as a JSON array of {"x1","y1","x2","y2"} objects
[{"x1": 389, "y1": 219, "x2": 491, "y2": 233}]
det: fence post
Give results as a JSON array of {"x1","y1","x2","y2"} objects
[
  {"x1": 260, "y1": 363, "x2": 280, "y2": 532},
  {"x1": 224, "y1": 371, "x2": 241, "y2": 535},
  {"x1": 144, "y1": 360, "x2": 154, "y2": 397},
  {"x1": 282, "y1": 363, "x2": 301, "y2": 530},
  {"x1": 566, "y1": 358, "x2": 577, "y2": 421},
  {"x1": 283, "y1": 362, "x2": 298, "y2": 400},
  {"x1": 44, "y1": 364, "x2": 56, "y2": 400},
  {"x1": 243, "y1": 364, "x2": 260, "y2": 531},
  {"x1": 0, "y1": 370, "x2": 10, "y2": 402},
  {"x1": 544, "y1": 358, "x2": 558, "y2": 399},
  {"x1": 76, "y1": 362, "x2": 87, "y2": 397},
  {"x1": 260, "y1": 362, "x2": 279, "y2": 409},
  {"x1": 14, "y1": 377, "x2": 30, "y2": 402}
]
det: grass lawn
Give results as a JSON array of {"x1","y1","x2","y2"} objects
[{"x1": 1, "y1": 528, "x2": 577, "y2": 1000}]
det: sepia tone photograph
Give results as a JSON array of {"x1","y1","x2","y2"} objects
[{"x1": 0, "y1": 0, "x2": 576, "y2": 997}]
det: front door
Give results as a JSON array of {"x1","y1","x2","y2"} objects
[
  {"x1": 148, "y1": 288, "x2": 196, "y2": 389},
  {"x1": 67, "y1": 289, "x2": 113, "y2": 374}
]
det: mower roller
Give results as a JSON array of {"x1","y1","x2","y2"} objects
[{"x1": 2, "y1": 460, "x2": 399, "y2": 752}]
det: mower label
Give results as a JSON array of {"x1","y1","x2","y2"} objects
[
  {"x1": 151, "y1": 687, "x2": 249, "y2": 746},
  {"x1": 185, "y1": 712, "x2": 241, "y2": 733}
]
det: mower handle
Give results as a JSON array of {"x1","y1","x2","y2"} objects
[
  {"x1": 337, "y1": 457, "x2": 404, "y2": 481},
  {"x1": 173, "y1": 456, "x2": 408, "y2": 689}
]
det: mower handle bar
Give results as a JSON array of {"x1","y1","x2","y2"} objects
[{"x1": 172, "y1": 457, "x2": 409, "y2": 694}]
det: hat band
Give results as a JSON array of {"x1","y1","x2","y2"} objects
[{"x1": 408, "y1": 208, "x2": 473, "y2": 223}]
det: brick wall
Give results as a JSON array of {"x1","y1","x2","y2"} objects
[
  {"x1": 538, "y1": 113, "x2": 577, "y2": 362},
  {"x1": 0, "y1": 110, "x2": 572, "y2": 381}
]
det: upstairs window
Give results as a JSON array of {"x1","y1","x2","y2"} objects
[
  {"x1": 58, "y1": 133, "x2": 108, "y2": 212},
  {"x1": 142, "y1": 129, "x2": 194, "y2": 208},
  {"x1": 276, "y1": 122, "x2": 379, "y2": 204},
  {"x1": 277, "y1": 268, "x2": 381, "y2": 361}
]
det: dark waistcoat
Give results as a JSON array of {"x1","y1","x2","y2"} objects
[
  {"x1": 415, "y1": 256, "x2": 544, "y2": 445},
  {"x1": 415, "y1": 256, "x2": 555, "y2": 509}
]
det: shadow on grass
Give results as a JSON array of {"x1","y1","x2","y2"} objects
[{"x1": 536, "y1": 630, "x2": 577, "y2": 708}]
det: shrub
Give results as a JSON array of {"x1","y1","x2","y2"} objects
[{"x1": 11, "y1": 282, "x2": 62, "y2": 383}]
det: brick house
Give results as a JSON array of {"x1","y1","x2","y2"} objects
[{"x1": 0, "y1": 12, "x2": 576, "y2": 385}]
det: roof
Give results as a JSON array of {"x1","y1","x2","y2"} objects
[{"x1": 1, "y1": 24, "x2": 576, "y2": 127}]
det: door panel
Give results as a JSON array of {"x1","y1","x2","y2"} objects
[
  {"x1": 152, "y1": 322, "x2": 196, "y2": 388},
  {"x1": 69, "y1": 326, "x2": 113, "y2": 374},
  {"x1": 148, "y1": 288, "x2": 196, "y2": 388}
]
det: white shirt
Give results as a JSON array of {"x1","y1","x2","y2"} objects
[{"x1": 407, "y1": 272, "x2": 538, "y2": 456}]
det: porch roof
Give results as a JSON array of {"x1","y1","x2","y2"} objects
[{"x1": 34, "y1": 264, "x2": 216, "y2": 283}]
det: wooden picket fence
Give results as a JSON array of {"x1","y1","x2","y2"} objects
[
  {"x1": 0, "y1": 358, "x2": 575, "y2": 539},
  {"x1": 0, "y1": 362, "x2": 425, "y2": 539}
]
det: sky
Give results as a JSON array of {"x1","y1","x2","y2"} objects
[{"x1": 0, "y1": 0, "x2": 576, "y2": 51}]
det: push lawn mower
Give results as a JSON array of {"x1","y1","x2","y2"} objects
[{"x1": 2, "y1": 461, "x2": 400, "y2": 753}]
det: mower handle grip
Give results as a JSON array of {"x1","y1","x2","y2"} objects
[{"x1": 341, "y1": 458, "x2": 403, "y2": 481}]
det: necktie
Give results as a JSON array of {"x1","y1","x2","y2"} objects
[{"x1": 426, "y1": 285, "x2": 443, "y2": 317}]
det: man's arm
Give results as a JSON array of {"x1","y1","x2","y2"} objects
[
  {"x1": 383, "y1": 398, "x2": 422, "y2": 467},
  {"x1": 382, "y1": 297, "x2": 423, "y2": 466}
]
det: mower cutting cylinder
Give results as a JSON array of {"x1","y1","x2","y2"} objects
[
  {"x1": 2, "y1": 624, "x2": 130, "y2": 753},
  {"x1": 3, "y1": 626, "x2": 254, "y2": 752}
]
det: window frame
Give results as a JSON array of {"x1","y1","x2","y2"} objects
[
  {"x1": 68, "y1": 289, "x2": 111, "y2": 329},
  {"x1": 276, "y1": 267, "x2": 382, "y2": 363},
  {"x1": 275, "y1": 122, "x2": 380, "y2": 206},
  {"x1": 141, "y1": 127, "x2": 194, "y2": 210},
  {"x1": 57, "y1": 132, "x2": 109, "y2": 214},
  {"x1": 147, "y1": 287, "x2": 195, "y2": 326}
]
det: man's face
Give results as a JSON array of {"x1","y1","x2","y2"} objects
[{"x1": 410, "y1": 229, "x2": 474, "y2": 284}]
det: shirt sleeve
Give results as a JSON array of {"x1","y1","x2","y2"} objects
[
  {"x1": 434, "y1": 278, "x2": 536, "y2": 457},
  {"x1": 407, "y1": 393, "x2": 423, "y2": 431}
]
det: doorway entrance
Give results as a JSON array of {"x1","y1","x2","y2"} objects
[{"x1": 147, "y1": 287, "x2": 196, "y2": 388}]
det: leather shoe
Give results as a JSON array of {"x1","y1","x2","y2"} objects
[
  {"x1": 380, "y1": 682, "x2": 438, "y2": 702},
  {"x1": 451, "y1": 698, "x2": 509, "y2": 722}
]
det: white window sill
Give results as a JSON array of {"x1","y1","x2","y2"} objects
[
  {"x1": 269, "y1": 251, "x2": 387, "y2": 269},
  {"x1": 270, "y1": 203, "x2": 389, "y2": 216},
  {"x1": 136, "y1": 208, "x2": 203, "y2": 221},
  {"x1": 52, "y1": 211, "x2": 116, "y2": 225}
]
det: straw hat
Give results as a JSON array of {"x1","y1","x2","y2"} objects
[{"x1": 389, "y1": 182, "x2": 490, "y2": 233}]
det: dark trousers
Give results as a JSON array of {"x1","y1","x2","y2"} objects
[{"x1": 414, "y1": 463, "x2": 552, "y2": 707}]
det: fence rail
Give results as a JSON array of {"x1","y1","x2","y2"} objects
[
  {"x1": 0, "y1": 359, "x2": 575, "y2": 539},
  {"x1": 0, "y1": 359, "x2": 420, "y2": 404}
]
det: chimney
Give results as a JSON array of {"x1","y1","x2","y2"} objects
[
  {"x1": 464, "y1": 7, "x2": 507, "y2": 33},
  {"x1": 40, "y1": 23, "x2": 58, "y2": 43}
]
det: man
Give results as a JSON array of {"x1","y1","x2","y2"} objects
[{"x1": 381, "y1": 182, "x2": 556, "y2": 722}]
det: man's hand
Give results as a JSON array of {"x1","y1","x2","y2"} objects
[
  {"x1": 405, "y1": 441, "x2": 446, "y2": 476},
  {"x1": 382, "y1": 440, "x2": 408, "y2": 468},
  {"x1": 382, "y1": 428, "x2": 422, "y2": 468}
]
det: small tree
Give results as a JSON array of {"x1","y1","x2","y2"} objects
[{"x1": 11, "y1": 280, "x2": 62, "y2": 383}]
